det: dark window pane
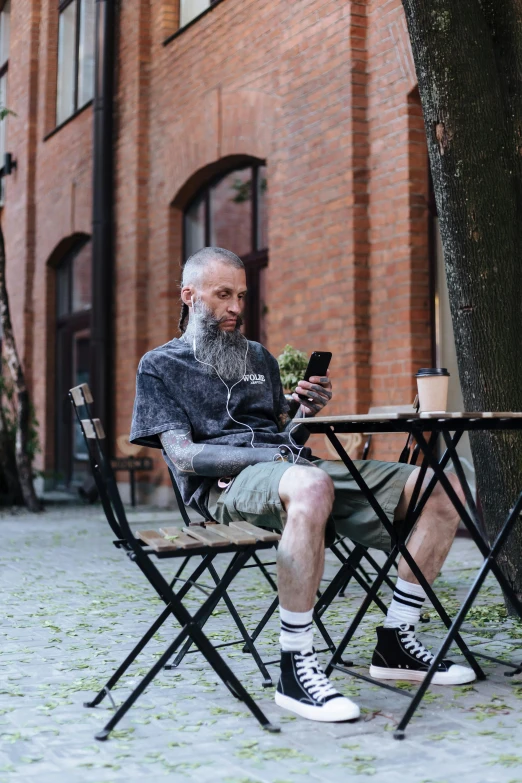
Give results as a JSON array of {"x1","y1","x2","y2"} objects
[
  {"x1": 256, "y1": 165, "x2": 268, "y2": 250},
  {"x1": 78, "y1": 0, "x2": 95, "y2": 107},
  {"x1": 180, "y1": 0, "x2": 210, "y2": 27},
  {"x1": 57, "y1": 262, "x2": 70, "y2": 317},
  {"x1": 0, "y1": 0, "x2": 10, "y2": 69},
  {"x1": 0, "y1": 73, "x2": 7, "y2": 175},
  {"x1": 72, "y1": 241, "x2": 92, "y2": 312},
  {"x1": 73, "y1": 333, "x2": 90, "y2": 460},
  {"x1": 57, "y1": 1, "x2": 77, "y2": 125},
  {"x1": 210, "y1": 169, "x2": 252, "y2": 258},
  {"x1": 185, "y1": 193, "x2": 206, "y2": 258}
]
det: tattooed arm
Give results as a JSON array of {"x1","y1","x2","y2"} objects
[
  {"x1": 277, "y1": 372, "x2": 333, "y2": 443},
  {"x1": 160, "y1": 429, "x2": 309, "y2": 477},
  {"x1": 291, "y1": 372, "x2": 333, "y2": 417}
]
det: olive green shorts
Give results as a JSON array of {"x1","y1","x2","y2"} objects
[{"x1": 208, "y1": 459, "x2": 417, "y2": 551}]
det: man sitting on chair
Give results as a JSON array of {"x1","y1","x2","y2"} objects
[{"x1": 130, "y1": 246, "x2": 475, "y2": 723}]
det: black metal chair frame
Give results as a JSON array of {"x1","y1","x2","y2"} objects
[{"x1": 69, "y1": 384, "x2": 281, "y2": 740}]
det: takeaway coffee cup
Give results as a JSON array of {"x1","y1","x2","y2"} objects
[{"x1": 415, "y1": 368, "x2": 450, "y2": 412}]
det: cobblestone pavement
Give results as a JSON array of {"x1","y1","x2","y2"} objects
[{"x1": 2, "y1": 503, "x2": 522, "y2": 783}]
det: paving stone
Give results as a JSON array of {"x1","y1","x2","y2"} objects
[{"x1": 1, "y1": 504, "x2": 522, "y2": 783}]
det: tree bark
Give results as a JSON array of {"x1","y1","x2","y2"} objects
[
  {"x1": 0, "y1": 223, "x2": 41, "y2": 512},
  {"x1": 401, "y1": 0, "x2": 522, "y2": 607},
  {"x1": 0, "y1": 398, "x2": 22, "y2": 503}
]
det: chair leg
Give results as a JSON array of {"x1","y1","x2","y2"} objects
[
  {"x1": 85, "y1": 604, "x2": 174, "y2": 708},
  {"x1": 95, "y1": 550, "x2": 280, "y2": 740},
  {"x1": 97, "y1": 620, "x2": 279, "y2": 741},
  {"x1": 170, "y1": 555, "x2": 191, "y2": 587},
  {"x1": 206, "y1": 561, "x2": 273, "y2": 686},
  {"x1": 321, "y1": 544, "x2": 389, "y2": 617},
  {"x1": 251, "y1": 551, "x2": 278, "y2": 591},
  {"x1": 242, "y1": 594, "x2": 280, "y2": 652},
  {"x1": 326, "y1": 547, "x2": 399, "y2": 676},
  {"x1": 337, "y1": 539, "x2": 372, "y2": 584}
]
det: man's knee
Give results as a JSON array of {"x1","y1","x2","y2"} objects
[
  {"x1": 398, "y1": 467, "x2": 463, "y2": 527},
  {"x1": 279, "y1": 465, "x2": 334, "y2": 520}
]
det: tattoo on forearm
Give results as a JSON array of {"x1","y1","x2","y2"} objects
[
  {"x1": 160, "y1": 430, "x2": 204, "y2": 473},
  {"x1": 160, "y1": 429, "x2": 281, "y2": 478}
]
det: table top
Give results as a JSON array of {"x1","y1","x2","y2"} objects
[
  {"x1": 309, "y1": 411, "x2": 522, "y2": 423},
  {"x1": 303, "y1": 411, "x2": 522, "y2": 434}
]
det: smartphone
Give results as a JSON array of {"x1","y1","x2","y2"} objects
[{"x1": 297, "y1": 351, "x2": 332, "y2": 402}]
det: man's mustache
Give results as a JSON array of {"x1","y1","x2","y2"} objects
[{"x1": 218, "y1": 313, "x2": 244, "y2": 329}]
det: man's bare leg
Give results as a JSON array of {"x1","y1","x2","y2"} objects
[
  {"x1": 274, "y1": 465, "x2": 360, "y2": 721},
  {"x1": 277, "y1": 465, "x2": 333, "y2": 611},
  {"x1": 395, "y1": 467, "x2": 464, "y2": 584},
  {"x1": 370, "y1": 467, "x2": 475, "y2": 685}
]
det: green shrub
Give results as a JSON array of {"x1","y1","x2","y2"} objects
[{"x1": 277, "y1": 344, "x2": 308, "y2": 393}]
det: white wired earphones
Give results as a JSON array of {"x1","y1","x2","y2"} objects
[
  {"x1": 190, "y1": 296, "x2": 256, "y2": 449},
  {"x1": 190, "y1": 295, "x2": 305, "y2": 464}
]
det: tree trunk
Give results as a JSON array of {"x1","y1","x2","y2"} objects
[
  {"x1": 401, "y1": 0, "x2": 522, "y2": 607},
  {"x1": 0, "y1": 223, "x2": 41, "y2": 512},
  {"x1": 0, "y1": 399, "x2": 22, "y2": 503}
]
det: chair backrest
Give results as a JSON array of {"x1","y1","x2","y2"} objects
[{"x1": 69, "y1": 384, "x2": 135, "y2": 545}]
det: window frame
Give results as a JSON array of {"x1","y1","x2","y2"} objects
[
  {"x1": 163, "y1": 0, "x2": 225, "y2": 46},
  {"x1": 0, "y1": 0, "x2": 10, "y2": 76},
  {"x1": 56, "y1": 0, "x2": 94, "y2": 126},
  {"x1": 182, "y1": 161, "x2": 268, "y2": 343},
  {"x1": 182, "y1": 162, "x2": 268, "y2": 261}
]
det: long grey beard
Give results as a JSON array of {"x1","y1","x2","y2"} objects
[{"x1": 184, "y1": 303, "x2": 251, "y2": 383}]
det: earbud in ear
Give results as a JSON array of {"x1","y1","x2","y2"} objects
[{"x1": 191, "y1": 296, "x2": 195, "y2": 307}]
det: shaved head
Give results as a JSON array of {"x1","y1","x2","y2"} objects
[{"x1": 182, "y1": 247, "x2": 244, "y2": 289}]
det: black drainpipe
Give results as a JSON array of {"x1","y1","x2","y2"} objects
[{"x1": 91, "y1": 0, "x2": 116, "y2": 449}]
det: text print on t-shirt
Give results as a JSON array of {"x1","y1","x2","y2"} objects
[{"x1": 243, "y1": 373, "x2": 266, "y2": 385}]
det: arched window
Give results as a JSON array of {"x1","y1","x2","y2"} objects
[
  {"x1": 55, "y1": 238, "x2": 91, "y2": 487},
  {"x1": 184, "y1": 162, "x2": 268, "y2": 343}
]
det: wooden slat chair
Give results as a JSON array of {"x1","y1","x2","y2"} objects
[{"x1": 69, "y1": 383, "x2": 281, "y2": 740}]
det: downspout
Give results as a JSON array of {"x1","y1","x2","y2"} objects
[{"x1": 90, "y1": 0, "x2": 116, "y2": 449}]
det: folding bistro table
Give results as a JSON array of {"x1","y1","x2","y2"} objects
[{"x1": 304, "y1": 411, "x2": 522, "y2": 738}]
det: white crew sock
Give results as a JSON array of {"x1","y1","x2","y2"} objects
[
  {"x1": 279, "y1": 606, "x2": 314, "y2": 652},
  {"x1": 384, "y1": 576, "x2": 427, "y2": 628}
]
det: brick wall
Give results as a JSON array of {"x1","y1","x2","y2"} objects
[{"x1": 3, "y1": 0, "x2": 432, "y2": 494}]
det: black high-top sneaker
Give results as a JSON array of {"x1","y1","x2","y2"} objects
[
  {"x1": 370, "y1": 624, "x2": 476, "y2": 685},
  {"x1": 275, "y1": 648, "x2": 360, "y2": 722}
]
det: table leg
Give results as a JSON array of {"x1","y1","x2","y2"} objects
[
  {"x1": 324, "y1": 428, "x2": 484, "y2": 677},
  {"x1": 394, "y1": 483, "x2": 522, "y2": 738}
]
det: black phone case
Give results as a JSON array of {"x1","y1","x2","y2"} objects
[{"x1": 297, "y1": 352, "x2": 332, "y2": 401}]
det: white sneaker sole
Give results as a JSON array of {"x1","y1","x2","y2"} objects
[
  {"x1": 369, "y1": 664, "x2": 476, "y2": 686},
  {"x1": 275, "y1": 692, "x2": 360, "y2": 722}
]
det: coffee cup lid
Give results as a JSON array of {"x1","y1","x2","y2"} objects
[{"x1": 415, "y1": 367, "x2": 450, "y2": 377}]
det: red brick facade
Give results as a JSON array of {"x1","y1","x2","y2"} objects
[{"x1": 3, "y1": 0, "x2": 433, "y2": 498}]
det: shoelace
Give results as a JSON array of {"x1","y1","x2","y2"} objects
[
  {"x1": 398, "y1": 625, "x2": 434, "y2": 664},
  {"x1": 295, "y1": 651, "x2": 339, "y2": 701}
]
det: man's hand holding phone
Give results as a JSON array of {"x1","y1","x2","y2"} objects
[{"x1": 292, "y1": 351, "x2": 333, "y2": 417}]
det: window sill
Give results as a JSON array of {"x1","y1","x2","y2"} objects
[
  {"x1": 43, "y1": 99, "x2": 93, "y2": 142},
  {"x1": 163, "y1": 0, "x2": 226, "y2": 47}
]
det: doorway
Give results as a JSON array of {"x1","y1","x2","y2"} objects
[{"x1": 55, "y1": 240, "x2": 92, "y2": 487}]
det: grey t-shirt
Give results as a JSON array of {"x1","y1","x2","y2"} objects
[{"x1": 130, "y1": 337, "x2": 311, "y2": 516}]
